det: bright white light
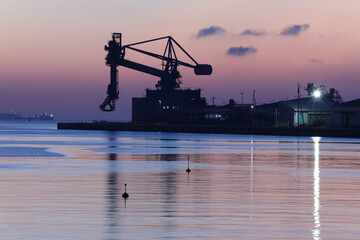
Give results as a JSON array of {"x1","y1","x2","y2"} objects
[{"x1": 313, "y1": 90, "x2": 321, "y2": 98}]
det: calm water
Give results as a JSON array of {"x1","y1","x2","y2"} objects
[{"x1": 0, "y1": 120, "x2": 360, "y2": 239}]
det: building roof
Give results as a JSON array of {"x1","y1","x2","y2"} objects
[
  {"x1": 257, "y1": 97, "x2": 334, "y2": 112},
  {"x1": 283, "y1": 97, "x2": 334, "y2": 112},
  {"x1": 333, "y1": 98, "x2": 360, "y2": 112},
  {"x1": 338, "y1": 98, "x2": 360, "y2": 107}
]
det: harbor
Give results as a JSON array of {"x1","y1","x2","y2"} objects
[
  {"x1": 3, "y1": 1, "x2": 360, "y2": 239},
  {"x1": 58, "y1": 33, "x2": 360, "y2": 139}
]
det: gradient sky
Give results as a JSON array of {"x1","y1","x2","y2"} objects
[{"x1": 1, "y1": 0, "x2": 360, "y2": 120}]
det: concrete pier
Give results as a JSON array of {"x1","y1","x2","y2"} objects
[{"x1": 57, "y1": 122, "x2": 360, "y2": 138}]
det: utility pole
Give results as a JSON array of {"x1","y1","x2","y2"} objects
[
  {"x1": 240, "y1": 92, "x2": 244, "y2": 106},
  {"x1": 252, "y1": 90, "x2": 256, "y2": 106},
  {"x1": 212, "y1": 97, "x2": 215, "y2": 106},
  {"x1": 297, "y1": 83, "x2": 300, "y2": 127}
]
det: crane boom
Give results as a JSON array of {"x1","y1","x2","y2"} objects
[
  {"x1": 100, "y1": 33, "x2": 212, "y2": 112},
  {"x1": 120, "y1": 59, "x2": 169, "y2": 78}
]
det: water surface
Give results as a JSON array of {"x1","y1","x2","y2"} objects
[{"x1": 0, "y1": 120, "x2": 359, "y2": 239}]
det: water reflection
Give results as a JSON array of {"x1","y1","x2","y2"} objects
[
  {"x1": 4, "y1": 121, "x2": 360, "y2": 239},
  {"x1": 106, "y1": 133, "x2": 120, "y2": 238},
  {"x1": 159, "y1": 154, "x2": 179, "y2": 233},
  {"x1": 250, "y1": 139, "x2": 254, "y2": 223},
  {"x1": 312, "y1": 137, "x2": 321, "y2": 240}
]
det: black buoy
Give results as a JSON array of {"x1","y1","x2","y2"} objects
[
  {"x1": 122, "y1": 183, "x2": 129, "y2": 199},
  {"x1": 186, "y1": 156, "x2": 191, "y2": 173}
]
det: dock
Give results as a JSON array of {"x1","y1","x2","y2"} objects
[{"x1": 57, "y1": 122, "x2": 360, "y2": 138}]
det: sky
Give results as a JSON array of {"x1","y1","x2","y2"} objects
[{"x1": 1, "y1": 0, "x2": 360, "y2": 120}]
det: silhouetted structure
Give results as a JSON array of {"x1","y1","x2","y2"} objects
[
  {"x1": 255, "y1": 83, "x2": 342, "y2": 127},
  {"x1": 132, "y1": 88, "x2": 206, "y2": 123},
  {"x1": 122, "y1": 183, "x2": 129, "y2": 199},
  {"x1": 0, "y1": 112, "x2": 21, "y2": 119},
  {"x1": 99, "y1": 34, "x2": 351, "y2": 128},
  {"x1": 186, "y1": 156, "x2": 191, "y2": 173},
  {"x1": 100, "y1": 33, "x2": 212, "y2": 112},
  {"x1": 58, "y1": 32, "x2": 359, "y2": 136},
  {"x1": 330, "y1": 99, "x2": 360, "y2": 127},
  {"x1": 256, "y1": 97, "x2": 334, "y2": 127}
]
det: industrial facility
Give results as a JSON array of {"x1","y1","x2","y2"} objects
[
  {"x1": 99, "y1": 33, "x2": 219, "y2": 124},
  {"x1": 98, "y1": 33, "x2": 359, "y2": 129}
]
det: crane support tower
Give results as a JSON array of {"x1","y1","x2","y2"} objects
[{"x1": 100, "y1": 33, "x2": 212, "y2": 111}]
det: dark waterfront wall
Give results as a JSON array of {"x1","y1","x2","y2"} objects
[{"x1": 57, "y1": 122, "x2": 360, "y2": 138}]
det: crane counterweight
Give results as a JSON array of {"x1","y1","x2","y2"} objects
[{"x1": 194, "y1": 64, "x2": 213, "y2": 75}]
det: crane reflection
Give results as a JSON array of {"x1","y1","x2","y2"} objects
[
  {"x1": 312, "y1": 137, "x2": 321, "y2": 240},
  {"x1": 106, "y1": 133, "x2": 120, "y2": 238}
]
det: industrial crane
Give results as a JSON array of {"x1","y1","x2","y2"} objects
[{"x1": 100, "y1": 33, "x2": 212, "y2": 111}]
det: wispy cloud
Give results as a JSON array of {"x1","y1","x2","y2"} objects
[
  {"x1": 196, "y1": 26, "x2": 226, "y2": 38},
  {"x1": 308, "y1": 58, "x2": 324, "y2": 64},
  {"x1": 280, "y1": 24, "x2": 310, "y2": 36},
  {"x1": 226, "y1": 46, "x2": 257, "y2": 56},
  {"x1": 239, "y1": 29, "x2": 266, "y2": 37}
]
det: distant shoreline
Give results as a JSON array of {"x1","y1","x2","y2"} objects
[
  {"x1": 57, "y1": 122, "x2": 360, "y2": 138},
  {"x1": 0, "y1": 118, "x2": 54, "y2": 121}
]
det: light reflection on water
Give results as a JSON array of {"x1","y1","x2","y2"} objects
[
  {"x1": 312, "y1": 137, "x2": 321, "y2": 240},
  {"x1": 0, "y1": 121, "x2": 360, "y2": 239}
]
